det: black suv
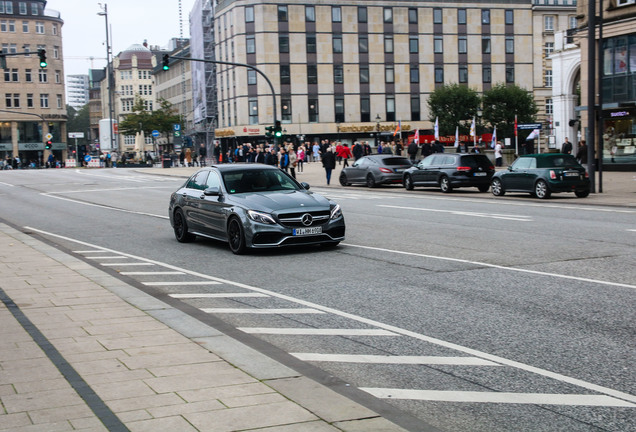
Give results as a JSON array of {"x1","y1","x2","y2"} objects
[{"x1": 403, "y1": 153, "x2": 495, "y2": 193}]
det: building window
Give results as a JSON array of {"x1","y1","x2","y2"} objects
[
  {"x1": 434, "y1": 36, "x2": 443, "y2": 53},
  {"x1": 545, "y1": 70, "x2": 553, "y2": 87},
  {"x1": 56, "y1": 94, "x2": 62, "y2": 109},
  {"x1": 247, "y1": 69, "x2": 256, "y2": 85},
  {"x1": 569, "y1": 16, "x2": 577, "y2": 29},
  {"x1": 384, "y1": 35, "x2": 393, "y2": 53},
  {"x1": 5, "y1": 93, "x2": 19, "y2": 108},
  {"x1": 358, "y1": 7, "x2": 367, "y2": 23},
  {"x1": 483, "y1": 66, "x2": 491, "y2": 83},
  {"x1": 308, "y1": 99, "x2": 318, "y2": 123},
  {"x1": 8, "y1": 20, "x2": 14, "y2": 32},
  {"x1": 245, "y1": 6, "x2": 254, "y2": 23},
  {"x1": 55, "y1": 71, "x2": 60, "y2": 83},
  {"x1": 409, "y1": 36, "x2": 419, "y2": 53},
  {"x1": 278, "y1": 6, "x2": 287, "y2": 22},
  {"x1": 19, "y1": 2, "x2": 26, "y2": 14},
  {"x1": 53, "y1": 46, "x2": 59, "y2": 59},
  {"x1": 40, "y1": 93, "x2": 49, "y2": 108},
  {"x1": 248, "y1": 98, "x2": 258, "y2": 124},
  {"x1": 333, "y1": 35, "x2": 343, "y2": 53},
  {"x1": 459, "y1": 65, "x2": 468, "y2": 83},
  {"x1": 0, "y1": 2, "x2": 12, "y2": 13},
  {"x1": 545, "y1": 42, "x2": 554, "y2": 57},
  {"x1": 25, "y1": 69, "x2": 31, "y2": 82},
  {"x1": 411, "y1": 96, "x2": 420, "y2": 121},
  {"x1": 409, "y1": 9, "x2": 417, "y2": 24},
  {"x1": 39, "y1": 69, "x2": 47, "y2": 82},
  {"x1": 435, "y1": 67, "x2": 444, "y2": 83},
  {"x1": 280, "y1": 65, "x2": 290, "y2": 85},
  {"x1": 52, "y1": 24, "x2": 57, "y2": 35},
  {"x1": 35, "y1": 21, "x2": 44, "y2": 34},
  {"x1": 22, "y1": 20, "x2": 28, "y2": 32},
  {"x1": 246, "y1": 36, "x2": 255, "y2": 54},
  {"x1": 433, "y1": 8, "x2": 442, "y2": 24},
  {"x1": 335, "y1": 98, "x2": 345, "y2": 123},
  {"x1": 334, "y1": 65, "x2": 344, "y2": 84},
  {"x1": 305, "y1": 6, "x2": 315, "y2": 22},
  {"x1": 482, "y1": 10, "x2": 490, "y2": 24},
  {"x1": 386, "y1": 97, "x2": 395, "y2": 121},
  {"x1": 458, "y1": 37, "x2": 467, "y2": 54},
  {"x1": 279, "y1": 35, "x2": 289, "y2": 53},
  {"x1": 361, "y1": 97, "x2": 370, "y2": 122},
  {"x1": 505, "y1": 10, "x2": 514, "y2": 25},
  {"x1": 281, "y1": 99, "x2": 292, "y2": 122},
  {"x1": 546, "y1": 98, "x2": 553, "y2": 115},
  {"x1": 31, "y1": 2, "x2": 38, "y2": 14},
  {"x1": 544, "y1": 16, "x2": 554, "y2": 31},
  {"x1": 505, "y1": 37, "x2": 514, "y2": 54},
  {"x1": 482, "y1": 36, "x2": 491, "y2": 54},
  {"x1": 26, "y1": 93, "x2": 33, "y2": 108},
  {"x1": 306, "y1": 34, "x2": 316, "y2": 53},
  {"x1": 1, "y1": 21, "x2": 6, "y2": 32},
  {"x1": 359, "y1": 36, "x2": 368, "y2": 53},
  {"x1": 410, "y1": 65, "x2": 419, "y2": 83},
  {"x1": 506, "y1": 65, "x2": 515, "y2": 83},
  {"x1": 385, "y1": 66, "x2": 394, "y2": 83},
  {"x1": 458, "y1": 9, "x2": 466, "y2": 25},
  {"x1": 384, "y1": 7, "x2": 392, "y2": 23},
  {"x1": 332, "y1": 6, "x2": 341, "y2": 23},
  {"x1": 307, "y1": 64, "x2": 317, "y2": 84},
  {"x1": 360, "y1": 66, "x2": 369, "y2": 83}
]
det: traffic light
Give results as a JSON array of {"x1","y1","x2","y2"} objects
[
  {"x1": 274, "y1": 120, "x2": 282, "y2": 138},
  {"x1": 38, "y1": 49, "x2": 47, "y2": 68},
  {"x1": 45, "y1": 140, "x2": 52, "y2": 149},
  {"x1": 265, "y1": 125, "x2": 275, "y2": 138},
  {"x1": 162, "y1": 54, "x2": 170, "y2": 71}
]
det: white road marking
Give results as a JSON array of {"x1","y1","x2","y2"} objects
[
  {"x1": 142, "y1": 281, "x2": 221, "y2": 286},
  {"x1": 87, "y1": 256, "x2": 128, "y2": 260},
  {"x1": 73, "y1": 250, "x2": 105, "y2": 253},
  {"x1": 170, "y1": 293, "x2": 268, "y2": 299},
  {"x1": 238, "y1": 328, "x2": 399, "y2": 336},
  {"x1": 378, "y1": 204, "x2": 533, "y2": 221},
  {"x1": 24, "y1": 226, "x2": 636, "y2": 406},
  {"x1": 291, "y1": 353, "x2": 500, "y2": 366},
  {"x1": 0, "y1": 181, "x2": 15, "y2": 187},
  {"x1": 202, "y1": 308, "x2": 324, "y2": 314},
  {"x1": 360, "y1": 389, "x2": 636, "y2": 407},
  {"x1": 120, "y1": 271, "x2": 185, "y2": 276},
  {"x1": 101, "y1": 262, "x2": 155, "y2": 267},
  {"x1": 40, "y1": 193, "x2": 169, "y2": 219}
]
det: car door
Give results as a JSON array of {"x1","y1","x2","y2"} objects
[
  {"x1": 182, "y1": 171, "x2": 209, "y2": 232},
  {"x1": 198, "y1": 170, "x2": 230, "y2": 239},
  {"x1": 517, "y1": 157, "x2": 538, "y2": 190},
  {"x1": 412, "y1": 155, "x2": 435, "y2": 185},
  {"x1": 504, "y1": 157, "x2": 532, "y2": 190},
  {"x1": 348, "y1": 157, "x2": 369, "y2": 183}
]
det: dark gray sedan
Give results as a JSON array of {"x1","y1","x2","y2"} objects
[
  {"x1": 169, "y1": 164, "x2": 345, "y2": 254},
  {"x1": 339, "y1": 154, "x2": 413, "y2": 188}
]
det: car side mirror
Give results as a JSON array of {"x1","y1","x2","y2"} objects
[
  {"x1": 507, "y1": 166, "x2": 513, "y2": 171},
  {"x1": 300, "y1": 182, "x2": 310, "y2": 190},
  {"x1": 204, "y1": 187, "x2": 221, "y2": 196}
]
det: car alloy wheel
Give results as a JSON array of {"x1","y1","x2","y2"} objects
[
  {"x1": 366, "y1": 174, "x2": 376, "y2": 188},
  {"x1": 173, "y1": 209, "x2": 195, "y2": 243},
  {"x1": 227, "y1": 217, "x2": 246, "y2": 254},
  {"x1": 339, "y1": 172, "x2": 348, "y2": 186},
  {"x1": 491, "y1": 178, "x2": 505, "y2": 196},
  {"x1": 534, "y1": 180, "x2": 551, "y2": 199},
  {"x1": 439, "y1": 176, "x2": 452, "y2": 193},
  {"x1": 404, "y1": 174, "x2": 414, "y2": 190}
]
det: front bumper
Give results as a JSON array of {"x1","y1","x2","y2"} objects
[{"x1": 245, "y1": 218, "x2": 346, "y2": 248}]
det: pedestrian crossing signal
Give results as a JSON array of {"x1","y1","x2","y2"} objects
[{"x1": 162, "y1": 54, "x2": 170, "y2": 71}]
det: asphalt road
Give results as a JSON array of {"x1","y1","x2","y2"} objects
[{"x1": 0, "y1": 167, "x2": 634, "y2": 432}]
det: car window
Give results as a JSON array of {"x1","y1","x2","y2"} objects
[
  {"x1": 541, "y1": 155, "x2": 580, "y2": 168},
  {"x1": 461, "y1": 155, "x2": 492, "y2": 168},
  {"x1": 187, "y1": 171, "x2": 209, "y2": 190},
  {"x1": 419, "y1": 155, "x2": 435, "y2": 167},
  {"x1": 205, "y1": 171, "x2": 221, "y2": 189},
  {"x1": 511, "y1": 158, "x2": 533, "y2": 169},
  {"x1": 222, "y1": 170, "x2": 300, "y2": 194},
  {"x1": 383, "y1": 157, "x2": 412, "y2": 166},
  {"x1": 354, "y1": 158, "x2": 369, "y2": 167},
  {"x1": 442, "y1": 156, "x2": 456, "y2": 165}
]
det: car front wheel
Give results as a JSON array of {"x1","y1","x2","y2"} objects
[
  {"x1": 534, "y1": 180, "x2": 551, "y2": 199},
  {"x1": 491, "y1": 178, "x2": 505, "y2": 196},
  {"x1": 227, "y1": 217, "x2": 247, "y2": 254},
  {"x1": 173, "y1": 209, "x2": 195, "y2": 243},
  {"x1": 404, "y1": 174, "x2": 414, "y2": 190},
  {"x1": 439, "y1": 176, "x2": 452, "y2": 193}
]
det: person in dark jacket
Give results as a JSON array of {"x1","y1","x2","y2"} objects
[
  {"x1": 407, "y1": 141, "x2": 419, "y2": 162},
  {"x1": 352, "y1": 141, "x2": 363, "y2": 160},
  {"x1": 322, "y1": 146, "x2": 336, "y2": 185}
]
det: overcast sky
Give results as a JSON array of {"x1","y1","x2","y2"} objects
[{"x1": 48, "y1": 0, "x2": 196, "y2": 77}]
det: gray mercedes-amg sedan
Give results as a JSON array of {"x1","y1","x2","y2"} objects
[{"x1": 169, "y1": 164, "x2": 345, "y2": 254}]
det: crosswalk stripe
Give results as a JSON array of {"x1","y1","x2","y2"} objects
[
  {"x1": 101, "y1": 262, "x2": 155, "y2": 266},
  {"x1": 202, "y1": 308, "x2": 324, "y2": 314},
  {"x1": 120, "y1": 271, "x2": 185, "y2": 275},
  {"x1": 360, "y1": 388, "x2": 636, "y2": 407},
  {"x1": 238, "y1": 328, "x2": 399, "y2": 336},
  {"x1": 142, "y1": 281, "x2": 221, "y2": 286},
  {"x1": 291, "y1": 353, "x2": 500, "y2": 366},
  {"x1": 170, "y1": 293, "x2": 269, "y2": 298},
  {"x1": 88, "y1": 256, "x2": 128, "y2": 259}
]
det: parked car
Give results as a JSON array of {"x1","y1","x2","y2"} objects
[
  {"x1": 490, "y1": 153, "x2": 590, "y2": 199},
  {"x1": 402, "y1": 153, "x2": 495, "y2": 193},
  {"x1": 339, "y1": 154, "x2": 413, "y2": 188},
  {"x1": 169, "y1": 164, "x2": 345, "y2": 254}
]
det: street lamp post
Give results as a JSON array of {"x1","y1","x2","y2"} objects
[
  {"x1": 375, "y1": 114, "x2": 381, "y2": 148},
  {"x1": 98, "y1": 3, "x2": 115, "y2": 156}
]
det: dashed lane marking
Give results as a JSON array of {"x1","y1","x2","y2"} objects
[
  {"x1": 142, "y1": 281, "x2": 221, "y2": 286},
  {"x1": 378, "y1": 204, "x2": 533, "y2": 221},
  {"x1": 170, "y1": 293, "x2": 268, "y2": 299},
  {"x1": 120, "y1": 271, "x2": 185, "y2": 276},
  {"x1": 291, "y1": 353, "x2": 500, "y2": 366}
]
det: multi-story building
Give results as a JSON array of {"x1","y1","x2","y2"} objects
[
  {"x1": 0, "y1": 0, "x2": 66, "y2": 166},
  {"x1": 66, "y1": 74, "x2": 89, "y2": 109},
  {"x1": 87, "y1": 68, "x2": 106, "y2": 152}
]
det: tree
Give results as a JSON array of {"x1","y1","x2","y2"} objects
[
  {"x1": 118, "y1": 96, "x2": 181, "y2": 139},
  {"x1": 482, "y1": 84, "x2": 537, "y2": 140},
  {"x1": 427, "y1": 84, "x2": 481, "y2": 137}
]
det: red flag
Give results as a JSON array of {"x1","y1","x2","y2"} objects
[
  {"x1": 413, "y1": 129, "x2": 419, "y2": 144},
  {"x1": 514, "y1": 115, "x2": 518, "y2": 137}
]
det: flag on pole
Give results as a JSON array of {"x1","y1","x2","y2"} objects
[
  {"x1": 469, "y1": 117, "x2": 476, "y2": 137},
  {"x1": 413, "y1": 129, "x2": 419, "y2": 144},
  {"x1": 514, "y1": 115, "x2": 518, "y2": 137},
  {"x1": 454, "y1": 126, "x2": 459, "y2": 147},
  {"x1": 491, "y1": 126, "x2": 497, "y2": 149},
  {"x1": 434, "y1": 117, "x2": 439, "y2": 140},
  {"x1": 393, "y1": 120, "x2": 401, "y2": 137},
  {"x1": 526, "y1": 128, "x2": 540, "y2": 140}
]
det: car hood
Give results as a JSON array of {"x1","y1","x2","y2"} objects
[{"x1": 230, "y1": 190, "x2": 331, "y2": 213}]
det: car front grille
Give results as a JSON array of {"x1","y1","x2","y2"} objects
[{"x1": 277, "y1": 210, "x2": 330, "y2": 228}]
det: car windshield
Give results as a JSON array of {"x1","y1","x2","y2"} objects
[
  {"x1": 538, "y1": 155, "x2": 581, "y2": 169},
  {"x1": 382, "y1": 157, "x2": 412, "y2": 166},
  {"x1": 222, "y1": 169, "x2": 301, "y2": 194}
]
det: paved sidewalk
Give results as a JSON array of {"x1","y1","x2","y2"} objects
[
  {"x1": 0, "y1": 224, "x2": 406, "y2": 432},
  {"x1": 143, "y1": 161, "x2": 635, "y2": 208}
]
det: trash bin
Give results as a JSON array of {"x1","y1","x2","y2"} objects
[{"x1": 162, "y1": 153, "x2": 171, "y2": 168}]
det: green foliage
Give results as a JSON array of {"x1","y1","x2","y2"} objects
[
  {"x1": 118, "y1": 96, "x2": 182, "y2": 138},
  {"x1": 482, "y1": 84, "x2": 537, "y2": 139},
  {"x1": 427, "y1": 84, "x2": 481, "y2": 136}
]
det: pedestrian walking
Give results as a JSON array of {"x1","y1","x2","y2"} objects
[
  {"x1": 322, "y1": 146, "x2": 336, "y2": 185},
  {"x1": 494, "y1": 140, "x2": 503, "y2": 167},
  {"x1": 296, "y1": 146, "x2": 305, "y2": 172}
]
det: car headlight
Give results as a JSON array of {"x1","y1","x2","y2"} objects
[
  {"x1": 330, "y1": 204, "x2": 342, "y2": 220},
  {"x1": 247, "y1": 210, "x2": 276, "y2": 224}
]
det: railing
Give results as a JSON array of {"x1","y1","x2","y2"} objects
[{"x1": 533, "y1": 0, "x2": 577, "y2": 6}]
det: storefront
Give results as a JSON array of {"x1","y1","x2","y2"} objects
[{"x1": 602, "y1": 107, "x2": 636, "y2": 167}]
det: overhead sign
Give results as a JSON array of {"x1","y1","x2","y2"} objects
[
  {"x1": 517, "y1": 123, "x2": 543, "y2": 130},
  {"x1": 68, "y1": 132, "x2": 85, "y2": 139},
  {"x1": 152, "y1": 130, "x2": 160, "y2": 138}
]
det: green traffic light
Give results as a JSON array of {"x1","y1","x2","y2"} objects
[
  {"x1": 38, "y1": 49, "x2": 47, "y2": 68},
  {"x1": 162, "y1": 54, "x2": 170, "y2": 71}
]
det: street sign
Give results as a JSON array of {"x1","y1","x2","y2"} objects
[
  {"x1": 517, "y1": 123, "x2": 543, "y2": 130},
  {"x1": 45, "y1": 133, "x2": 53, "y2": 140},
  {"x1": 174, "y1": 130, "x2": 181, "y2": 137},
  {"x1": 152, "y1": 130, "x2": 160, "y2": 138},
  {"x1": 68, "y1": 132, "x2": 85, "y2": 139},
  {"x1": 173, "y1": 124, "x2": 181, "y2": 131},
  {"x1": 84, "y1": 155, "x2": 92, "y2": 163}
]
